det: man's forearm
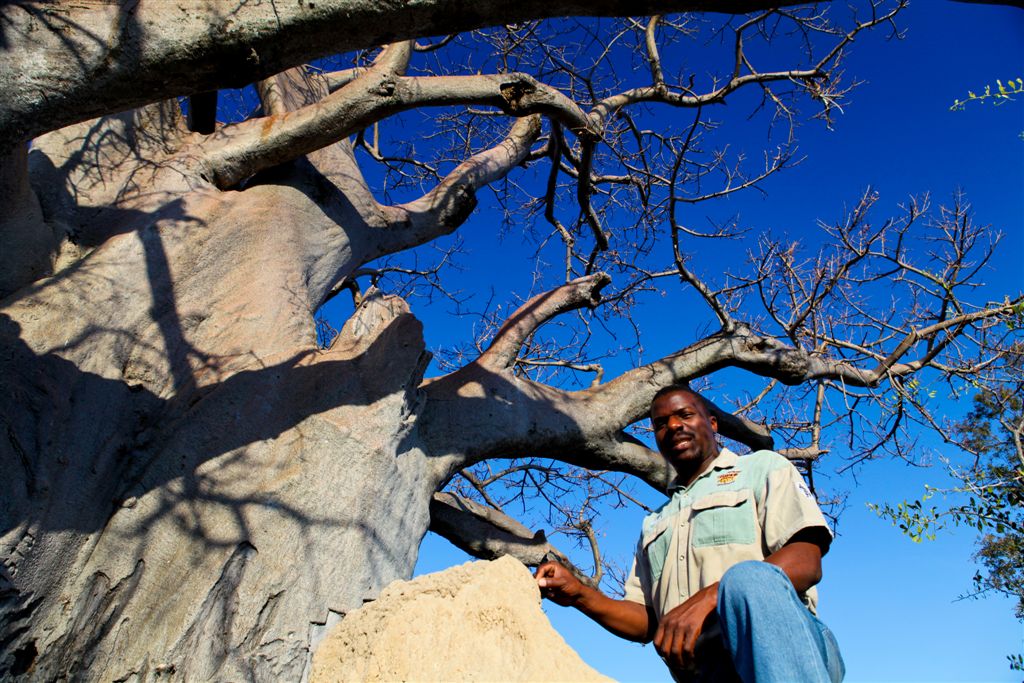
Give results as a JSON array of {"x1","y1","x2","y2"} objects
[
  {"x1": 764, "y1": 539, "x2": 823, "y2": 595},
  {"x1": 572, "y1": 585, "x2": 653, "y2": 642}
]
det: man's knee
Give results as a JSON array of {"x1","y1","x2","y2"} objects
[{"x1": 718, "y1": 561, "x2": 791, "y2": 609}]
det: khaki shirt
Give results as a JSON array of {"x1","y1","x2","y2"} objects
[{"x1": 623, "y1": 448, "x2": 831, "y2": 620}]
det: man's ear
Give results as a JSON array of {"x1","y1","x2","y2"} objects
[{"x1": 710, "y1": 415, "x2": 718, "y2": 433}]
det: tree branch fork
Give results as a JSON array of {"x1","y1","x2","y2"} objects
[
  {"x1": 422, "y1": 269, "x2": 1016, "y2": 577},
  {"x1": 421, "y1": 271, "x2": 1019, "y2": 486}
]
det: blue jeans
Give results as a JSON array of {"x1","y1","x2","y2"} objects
[{"x1": 714, "y1": 561, "x2": 845, "y2": 683}]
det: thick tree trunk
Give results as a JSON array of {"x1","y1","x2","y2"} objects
[
  {"x1": 1, "y1": 314, "x2": 436, "y2": 680},
  {"x1": 0, "y1": 147, "x2": 56, "y2": 297},
  {"x1": 0, "y1": 107, "x2": 441, "y2": 680}
]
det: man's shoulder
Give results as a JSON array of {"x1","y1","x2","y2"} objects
[{"x1": 733, "y1": 449, "x2": 792, "y2": 476}]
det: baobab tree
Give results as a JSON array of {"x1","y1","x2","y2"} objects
[{"x1": 1, "y1": 1, "x2": 1019, "y2": 681}]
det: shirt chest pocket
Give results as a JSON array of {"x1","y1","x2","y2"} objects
[
  {"x1": 690, "y1": 489, "x2": 756, "y2": 548},
  {"x1": 641, "y1": 518, "x2": 673, "y2": 583}
]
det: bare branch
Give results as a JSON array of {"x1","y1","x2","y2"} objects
[
  {"x1": 201, "y1": 67, "x2": 576, "y2": 188},
  {"x1": 644, "y1": 16, "x2": 666, "y2": 88},
  {"x1": 589, "y1": 299, "x2": 1019, "y2": 435},
  {"x1": 256, "y1": 77, "x2": 287, "y2": 117},
  {"x1": 577, "y1": 140, "x2": 610, "y2": 254},
  {"x1": 374, "y1": 115, "x2": 543, "y2": 257},
  {"x1": 200, "y1": 43, "x2": 413, "y2": 187},
  {"x1": 3, "y1": 0, "x2": 811, "y2": 146},
  {"x1": 480, "y1": 273, "x2": 612, "y2": 371},
  {"x1": 516, "y1": 359, "x2": 605, "y2": 387},
  {"x1": 574, "y1": 517, "x2": 604, "y2": 584},
  {"x1": 542, "y1": 121, "x2": 577, "y2": 279},
  {"x1": 429, "y1": 492, "x2": 598, "y2": 588},
  {"x1": 778, "y1": 445, "x2": 830, "y2": 461},
  {"x1": 586, "y1": 68, "x2": 821, "y2": 131},
  {"x1": 415, "y1": 34, "x2": 459, "y2": 52},
  {"x1": 458, "y1": 469, "x2": 507, "y2": 510},
  {"x1": 325, "y1": 68, "x2": 371, "y2": 93}
]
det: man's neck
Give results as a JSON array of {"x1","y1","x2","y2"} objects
[{"x1": 674, "y1": 447, "x2": 721, "y2": 489}]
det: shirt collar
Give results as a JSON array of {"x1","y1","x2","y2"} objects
[{"x1": 667, "y1": 447, "x2": 738, "y2": 492}]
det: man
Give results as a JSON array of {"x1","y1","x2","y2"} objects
[{"x1": 536, "y1": 386, "x2": 844, "y2": 682}]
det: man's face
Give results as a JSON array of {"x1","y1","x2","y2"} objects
[{"x1": 650, "y1": 390, "x2": 719, "y2": 476}]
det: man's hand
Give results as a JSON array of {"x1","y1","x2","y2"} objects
[
  {"x1": 652, "y1": 582, "x2": 718, "y2": 672},
  {"x1": 535, "y1": 561, "x2": 585, "y2": 607},
  {"x1": 536, "y1": 560, "x2": 654, "y2": 642}
]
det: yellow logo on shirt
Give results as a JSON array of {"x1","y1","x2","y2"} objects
[{"x1": 717, "y1": 471, "x2": 739, "y2": 485}]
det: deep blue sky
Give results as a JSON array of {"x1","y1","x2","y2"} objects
[{"x1": 403, "y1": 2, "x2": 1023, "y2": 681}]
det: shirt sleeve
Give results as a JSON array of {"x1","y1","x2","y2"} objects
[
  {"x1": 622, "y1": 537, "x2": 649, "y2": 605},
  {"x1": 760, "y1": 456, "x2": 832, "y2": 555}
]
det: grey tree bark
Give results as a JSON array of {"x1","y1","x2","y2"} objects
[
  {"x1": 0, "y1": 57, "x2": 546, "y2": 676},
  {"x1": 1, "y1": 2, "x2": 1017, "y2": 681}
]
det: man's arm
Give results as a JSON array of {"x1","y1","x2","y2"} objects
[
  {"x1": 764, "y1": 526, "x2": 828, "y2": 593},
  {"x1": 653, "y1": 527, "x2": 827, "y2": 672},
  {"x1": 535, "y1": 561, "x2": 654, "y2": 642}
]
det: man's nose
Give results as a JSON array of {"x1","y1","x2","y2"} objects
[{"x1": 666, "y1": 415, "x2": 684, "y2": 429}]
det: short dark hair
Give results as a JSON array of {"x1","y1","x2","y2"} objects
[{"x1": 650, "y1": 384, "x2": 713, "y2": 417}]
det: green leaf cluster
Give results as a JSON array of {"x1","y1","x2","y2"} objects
[{"x1": 951, "y1": 77, "x2": 1024, "y2": 111}]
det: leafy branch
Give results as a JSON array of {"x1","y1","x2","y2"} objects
[{"x1": 950, "y1": 77, "x2": 1024, "y2": 110}]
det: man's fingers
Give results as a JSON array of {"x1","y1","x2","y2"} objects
[
  {"x1": 679, "y1": 622, "x2": 699, "y2": 669},
  {"x1": 664, "y1": 625, "x2": 685, "y2": 670},
  {"x1": 654, "y1": 613, "x2": 698, "y2": 672},
  {"x1": 536, "y1": 562, "x2": 575, "y2": 604},
  {"x1": 653, "y1": 620, "x2": 680, "y2": 669},
  {"x1": 535, "y1": 562, "x2": 563, "y2": 588},
  {"x1": 535, "y1": 562, "x2": 557, "y2": 586},
  {"x1": 538, "y1": 576, "x2": 564, "y2": 590},
  {"x1": 535, "y1": 561, "x2": 586, "y2": 607}
]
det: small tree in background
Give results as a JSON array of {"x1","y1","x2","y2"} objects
[{"x1": 875, "y1": 344, "x2": 1023, "y2": 670}]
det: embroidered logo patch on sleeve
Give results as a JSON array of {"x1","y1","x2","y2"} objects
[{"x1": 716, "y1": 471, "x2": 739, "y2": 485}]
